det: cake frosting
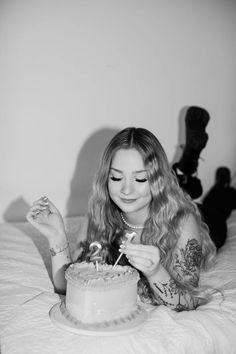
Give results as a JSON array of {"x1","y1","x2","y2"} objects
[{"x1": 61, "y1": 262, "x2": 142, "y2": 330}]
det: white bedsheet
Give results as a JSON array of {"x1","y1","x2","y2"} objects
[{"x1": 1, "y1": 212, "x2": 236, "y2": 354}]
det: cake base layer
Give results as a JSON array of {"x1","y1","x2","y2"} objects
[
  {"x1": 49, "y1": 300, "x2": 148, "y2": 336},
  {"x1": 65, "y1": 262, "x2": 140, "y2": 324}
]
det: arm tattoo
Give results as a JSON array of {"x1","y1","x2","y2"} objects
[
  {"x1": 173, "y1": 238, "x2": 202, "y2": 286},
  {"x1": 153, "y1": 279, "x2": 197, "y2": 311},
  {"x1": 152, "y1": 239, "x2": 201, "y2": 311}
]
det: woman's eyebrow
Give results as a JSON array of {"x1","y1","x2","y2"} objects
[
  {"x1": 110, "y1": 167, "x2": 122, "y2": 173},
  {"x1": 110, "y1": 167, "x2": 147, "y2": 174}
]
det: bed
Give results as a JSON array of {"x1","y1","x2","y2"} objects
[{"x1": 1, "y1": 211, "x2": 236, "y2": 354}]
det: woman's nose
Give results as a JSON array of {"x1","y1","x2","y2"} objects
[{"x1": 121, "y1": 179, "x2": 133, "y2": 195}]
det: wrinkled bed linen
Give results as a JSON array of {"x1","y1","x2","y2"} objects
[{"x1": 1, "y1": 213, "x2": 236, "y2": 354}]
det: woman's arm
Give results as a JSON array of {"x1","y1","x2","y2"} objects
[
  {"x1": 27, "y1": 197, "x2": 72, "y2": 293},
  {"x1": 120, "y1": 214, "x2": 202, "y2": 311},
  {"x1": 147, "y1": 267, "x2": 198, "y2": 310},
  {"x1": 49, "y1": 233, "x2": 72, "y2": 293},
  {"x1": 148, "y1": 215, "x2": 202, "y2": 310}
]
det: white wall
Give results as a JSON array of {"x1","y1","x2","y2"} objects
[{"x1": 1, "y1": 0, "x2": 236, "y2": 222}]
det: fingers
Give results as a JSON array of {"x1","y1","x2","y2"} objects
[
  {"x1": 128, "y1": 255, "x2": 158, "y2": 276},
  {"x1": 27, "y1": 208, "x2": 49, "y2": 224},
  {"x1": 126, "y1": 254, "x2": 154, "y2": 267},
  {"x1": 120, "y1": 243, "x2": 159, "y2": 258},
  {"x1": 27, "y1": 196, "x2": 52, "y2": 222},
  {"x1": 119, "y1": 243, "x2": 160, "y2": 275},
  {"x1": 126, "y1": 254, "x2": 157, "y2": 276},
  {"x1": 42, "y1": 197, "x2": 59, "y2": 213}
]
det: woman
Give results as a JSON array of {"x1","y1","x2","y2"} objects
[{"x1": 27, "y1": 127, "x2": 216, "y2": 311}]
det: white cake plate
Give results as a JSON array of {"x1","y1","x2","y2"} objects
[{"x1": 49, "y1": 302, "x2": 148, "y2": 336}]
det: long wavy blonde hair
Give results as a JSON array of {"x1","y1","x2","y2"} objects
[{"x1": 78, "y1": 127, "x2": 217, "y2": 305}]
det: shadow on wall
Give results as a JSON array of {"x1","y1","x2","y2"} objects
[
  {"x1": 66, "y1": 127, "x2": 120, "y2": 217},
  {"x1": 171, "y1": 106, "x2": 189, "y2": 166},
  {"x1": 3, "y1": 196, "x2": 30, "y2": 222}
]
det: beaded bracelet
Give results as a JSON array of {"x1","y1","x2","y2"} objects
[{"x1": 49, "y1": 242, "x2": 69, "y2": 257}]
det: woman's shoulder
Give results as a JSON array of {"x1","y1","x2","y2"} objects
[{"x1": 178, "y1": 213, "x2": 201, "y2": 245}]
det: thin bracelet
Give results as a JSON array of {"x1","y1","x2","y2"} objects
[{"x1": 49, "y1": 242, "x2": 69, "y2": 257}]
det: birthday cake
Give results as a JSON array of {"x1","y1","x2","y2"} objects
[{"x1": 57, "y1": 261, "x2": 146, "y2": 332}]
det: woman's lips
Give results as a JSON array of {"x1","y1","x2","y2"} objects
[{"x1": 120, "y1": 198, "x2": 137, "y2": 203}]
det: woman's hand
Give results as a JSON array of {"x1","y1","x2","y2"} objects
[
  {"x1": 120, "y1": 242, "x2": 161, "y2": 277},
  {"x1": 26, "y1": 196, "x2": 66, "y2": 244}
]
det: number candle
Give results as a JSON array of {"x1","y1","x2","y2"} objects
[
  {"x1": 89, "y1": 241, "x2": 102, "y2": 271},
  {"x1": 113, "y1": 232, "x2": 136, "y2": 269}
]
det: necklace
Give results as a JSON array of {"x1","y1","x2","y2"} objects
[{"x1": 120, "y1": 213, "x2": 144, "y2": 230}]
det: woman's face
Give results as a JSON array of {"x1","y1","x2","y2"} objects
[{"x1": 108, "y1": 148, "x2": 152, "y2": 220}]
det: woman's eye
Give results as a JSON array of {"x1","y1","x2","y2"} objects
[
  {"x1": 110, "y1": 176, "x2": 122, "y2": 181},
  {"x1": 135, "y1": 178, "x2": 148, "y2": 183}
]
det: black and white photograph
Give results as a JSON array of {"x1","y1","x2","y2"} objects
[{"x1": 1, "y1": 1, "x2": 236, "y2": 353}]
